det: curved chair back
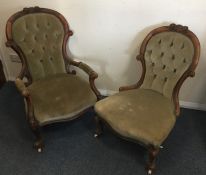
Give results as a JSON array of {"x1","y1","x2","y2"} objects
[
  {"x1": 135, "y1": 24, "x2": 200, "y2": 115},
  {"x1": 6, "y1": 7, "x2": 73, "y2": 81},
  {"x1": 140, "y1": 24, "x2": 200, "y2": 99}
]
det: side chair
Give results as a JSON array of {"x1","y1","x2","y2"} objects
[{"x1": 94, "y1": 23, "x2": 200, "y2": 174}]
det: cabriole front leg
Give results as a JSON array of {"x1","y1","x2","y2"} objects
[
  {"x1": 29, "y1": 119, "x2": 44, "y2": 153},
  {"x1": 26, "y1": 96, "x2": 44, "y2": 152},
  {"x1": 146, "y1": 145, "x2": 159, "y2": 175}
]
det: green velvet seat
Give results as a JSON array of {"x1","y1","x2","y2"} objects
[
  {"x1": 94, "y1": 24, "x2": 200, "y2": 174},
  {"x1": 6, "y1": 7, "x2": 100, "y2": 152},
  {"x1": 95, "y1": 89, "x2": 175, "y2": 146},
  {"x1": 28, "y1": 73, "x2": 96, "y2": 126}
]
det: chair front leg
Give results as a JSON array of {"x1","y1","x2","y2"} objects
[
  {"x1": 146, "y1": 145, "x2": 159, "y2": 175},
  {"x1": 26, "y1": 96, "x2": 44, "y2": 152},
  {"x1": 29, "y1": 119, "x2": 44, "y2": 153},
  {"x1": 94, "y1": 116, "x2": 103, "y2": 138}
]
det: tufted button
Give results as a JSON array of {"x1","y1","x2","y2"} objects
[
  {"x1": 36, "y1": 23, "x2": 39, "y2": 28},
  {"x1": 173, "y1": 68, "x2": 177, "y2": 73},
  {"x1": 25, "y1": 23, "x2": 28, "y2": 30},
  {"x1": 47, "y1": 22, "x2": 50, "y2": 26},
  {"x1": 31, "y1": 49, "x2": 35, "y2": 53},
  {"x1": 162, "y1": 65, "x2": 166, "y2": 70},
  {"x1": 172, "y1": 54, "x2": 175, "y2": 60},
  {"x1": 152, "y1": 62, "x2": 155, "y2": 67},
  {"x1": 164, "y1": 77, "x2": 168, "y2": 82},
  {"x1": 183, "y1": 58, "x2": 186, "y2": 63},
  {"x1": 181, "y1": 43, "x2": 185, "y2": 49},
  {"x1": 34, "y1": 36, "x2": 37, "y2": 41},
  {"x1": 40, "y1": 59, "x2": 43, "y2": 63},
  {"x1": 158, "y1": 39, "x2": 161, "y2": 44},
  {"x1": 148, "y1": 50, "x2": 152, "y2": 55},
  {"x1": 50, "y1": 57, "x2": 53, "y2": 61},
  {"x1": 170, "y1": 42, "x2": 174, "y2": 47},
  {"x1": 42, "y1": 46, "x2": 45, "y2": 51},
  {"x1": 45, "y1": 34, "x2": 48, "y2": 39},
  {"x1": 160, "y1": 52, "x2": 164, "y2": 57},
  {"x1": 153, "y1": 74, "x2": 157, "y2": 78}
]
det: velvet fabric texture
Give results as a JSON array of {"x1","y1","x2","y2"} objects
[
  {"x1": 28, "y1": 73, "x2": 97, "y2": 126},
  {"x1": 95, "y1": 89, "x2": 175, "y2": 146},
  {"x1": 95, "y1": 31, "x2": 195, "y2": 146},
  {"x1": 142, "y1": 32, "x2": 194, "y2": 98},
  {"x1": 12, "y1": 13, "x2": 66, "y2": 81}
]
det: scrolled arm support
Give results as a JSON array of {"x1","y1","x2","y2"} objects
[
  {"x1": 70, "y1": 60, "x2": 101, "y2": 100},
  {"x1": 119, "y1": 54, "x2": 145, "y2": 92}
]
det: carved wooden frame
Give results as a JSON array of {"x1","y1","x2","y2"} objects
[
  {"x1": 5, "y1": 6, "x2": 101, "y2": 152},
  {"x1": 95, "y1": 23, "x2": 200, "y2": 174}
]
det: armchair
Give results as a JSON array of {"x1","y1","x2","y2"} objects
[
  {"x1": 94, "y1": 24, "x2": 200, "y2": 174},
  {"x1": 6, "y1": 6, "x2": 100, "y2": 152}
]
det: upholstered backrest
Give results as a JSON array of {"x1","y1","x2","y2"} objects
[
  {"x1": 11, "y1": 12, "x2": 66, "y2": 81},
  {"x1": 141, "y1": 31, "x2": 194, "y2": 98}
]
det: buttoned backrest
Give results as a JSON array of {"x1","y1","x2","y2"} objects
[
  {"x1": 11, "y1": 12, "x2": 66, "y2": 81},
  {"x1": 141, "y1": 31, "x2": 195, "y2": 98}
]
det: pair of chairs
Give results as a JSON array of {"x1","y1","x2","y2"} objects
[{"x1": 6, "y1": 7, "x2": 200, "y2": 175}]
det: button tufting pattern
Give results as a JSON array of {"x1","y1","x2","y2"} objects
[
  {"x1": 141, "y1": 32, "x2": 194, "y2": 98},
  {"x1": 12, "y1": 13, "x2": 66, "y2": 80}
]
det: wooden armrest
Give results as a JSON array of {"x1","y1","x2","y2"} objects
[
  {"x1": 70, "y1": 60, "x2": 101, "y2": 99},
  {"x1": 79, "y1": 62, "x2": 98, "y2": 78},
  {"x1": 119, "y1": 84, "x2": 139, "y2": 92},
  {"x1": 70, "y1": 60, "x2": 98, "y2": 78},
  {"x1": 119, "y1": 54, "x2": 145, "y2": 92}
]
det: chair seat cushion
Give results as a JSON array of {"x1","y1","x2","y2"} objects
[
  {"x1": 95, "y1": 89, "x2": 176, "y2": 146},
  {"x1": 28, "y1": 73, "x2": 97, "y2": 125}
]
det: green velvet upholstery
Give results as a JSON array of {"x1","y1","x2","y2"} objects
[
  {"x1": 94, "y1": 31, "x2": 196, "y2": 147},
  {"x1": 95, "y1": 89, "x2": 175, "y2": 146},
  {"x1": 142, "y1": 32, "x2": 194, "y2": 98},
  {"x1": 28, "y1": 73, "x2": 97, "y2": 126},
  {"x1": 12, "y1": 13, "x2": 66, "y2": 81}
]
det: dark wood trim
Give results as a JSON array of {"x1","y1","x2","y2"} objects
[
  {"x1": 119, "y1": 54, "x2": 146, "y2": 91},
  {"x1": 95, "y1": 115, "x2": 149, "y2": 148},
  {"x1": 146, "y1": 146, "x2": 160, "y2": 175}
]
